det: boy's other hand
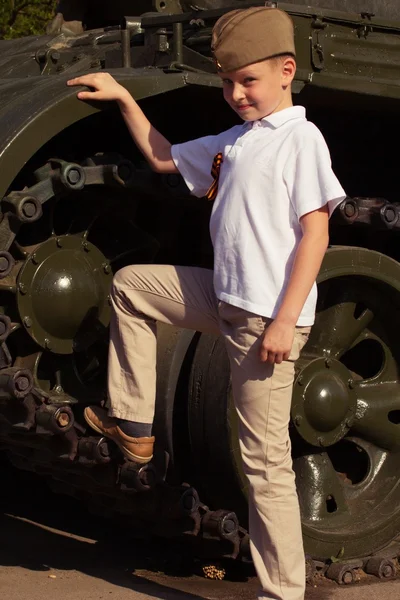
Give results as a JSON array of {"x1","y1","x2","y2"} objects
[
  {"x1": 67, "y1": 73, "x2": 130, "y2": 103},
  {"x1": 260, "y1": 320, "x2": 295, "y2": 364}
]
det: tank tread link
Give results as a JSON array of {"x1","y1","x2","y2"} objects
[{"x1": 0, "y1": 0, "x2": 400, "y2": 586}]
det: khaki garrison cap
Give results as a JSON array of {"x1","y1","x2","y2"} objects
[{"x1": 211, "y1": 7, "x2": 295, "y2": 72}]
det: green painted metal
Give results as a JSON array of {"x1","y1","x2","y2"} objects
[
  {"x1": 191, "y1": 246, "x2": 400, "y2": 559},
  {"x1": 0, "y1": 72, "x2": 189, "y2": 200},
  {"x1": 292, "y1": 357, "x2": 358, "y2": 447},
  {"x1": 295, "y1": 246, "x2": 400, "y2": 559},
  {"x1": 0, "y1": 0, "x2": 400, "y2": 204},
  {"x1": 17, "y1": 235, "x2": 111, "y2": 354},
  {"x1": 0, "y1": 0, "x2": 399, "y2": 568}
]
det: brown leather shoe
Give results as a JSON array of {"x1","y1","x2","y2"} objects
[{"x1": 84, "y1": 406, "x2": 154, "y2": 464}]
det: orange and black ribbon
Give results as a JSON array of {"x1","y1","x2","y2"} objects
[{"x1": 205, "y1": 152, "x2": 223, "y2": 201}]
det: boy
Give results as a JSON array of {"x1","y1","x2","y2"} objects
[{"x1": 67, "y1": 7, "x2": 346, "y2": 600}]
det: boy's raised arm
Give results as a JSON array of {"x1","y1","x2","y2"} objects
[{"x1": 67, "y1": 73, "x2": 179, "y2": 174}]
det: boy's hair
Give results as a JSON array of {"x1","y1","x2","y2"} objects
[{"x1": 212, "y1": 7, "x2": 295, "y2": 73}]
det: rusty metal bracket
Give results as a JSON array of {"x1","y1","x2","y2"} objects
[
  {"x1": 333, "y1": 197, "x2": 400, "y2": 230},
  {"x1": 358, "y1": 12, "x2": 374, "y2": 39},
  {"x1": 311, "y1": 17, "x2": 327, "y2": 71}
]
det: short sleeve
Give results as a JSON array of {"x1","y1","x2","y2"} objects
[
  {"x1": 171, "y1": 133, "x2": 226, "y2": 198},
  {"x1": 285, "y1": 124, "x2": 346, "y2": 220}
]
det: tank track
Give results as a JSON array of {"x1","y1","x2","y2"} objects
[{"x1": 0, "y1": 160, "x2": 399, "y2": 584}]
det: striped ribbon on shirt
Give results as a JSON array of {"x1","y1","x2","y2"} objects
[{"x1": 205, "y1": 152, "x2": 223, "y2": 201}]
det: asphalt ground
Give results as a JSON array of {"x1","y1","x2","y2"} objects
[{"x1": 0, "y1": 461, "x2": 399, "y2": 600}]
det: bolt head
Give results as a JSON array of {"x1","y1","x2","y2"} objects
[
  {"x1": 222, "y1": 518, "x2": 236, "y2": 534},
  {"x1": 117, "y1": 162, "x2": 133, "y2": 182},
  {"x1": 15, "y1": 376, "x2": 30, "y2": 392},
  {"x1": 31, "y1": 253, "x2": 39, "y2": 265},
  {"x1": 344, "y1": 203, "x2": 356, "y2": 218},
  {"x1": 384, "y1": 207, "x2": 397, "y2": 223},
  {"x1": 57, "y1": 411, "x2": 70, "y2": 427},
  {"x1": 44, "y1": 338, "x2": 52, "y2": 349},
  {"x1": 294, "y1": 415, "x2": 303, "y2": 426},
  {"x1": 0, "y1": 257, "x2": 9, "y2": 272},
  {"x1": 166, "y1": 174, "x2": 180, "y2": 188},
  {"x1": 342, "y1": 571, "x2": 354, "y2": 585},
  {"x1": 325, "y1": 358, "x2": 332, "y2": 368},
  {"x1": 99, "y1": 442, "x2": 110, "y2": 458},
  {"x1": 103, "y1": 263, "x2": 111, "y2": 274},
  {"x1": 66, "y1": 168, "x2": 81, "y2": 185},
  {"x1": 22, "y1": 201, "x2": 37, "y2": 218},
  {"x1": 348, "y1": 379, "x2": 355, "y2": 389},
  {"x1": 23, "y1": 316, "x2": 32, "y2": 328},
  {"x1": 382, "y1": 565, "x2": 394, "y2": 578},
  {"x1": 56, "y1": 237, "x2": 63, "y2": 248},
  {"x1": 82, "y1": 241, "x2": 89, "y2": 252},
  {"x1": 317, "y1": 436, "x2": 325, "y2": 447},
  {"x1": 18, "y1": 283, "x2": 27, "y2": 294}
]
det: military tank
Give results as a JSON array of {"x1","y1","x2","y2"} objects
[{"x1": 0, "y1": 0, "x2": 399, "y2": 584}]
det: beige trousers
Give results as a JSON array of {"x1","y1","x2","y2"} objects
[{"x1": 108, "y1": 264, "x2": 310, "y2": 600}]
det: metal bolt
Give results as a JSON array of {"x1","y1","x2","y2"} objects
[
  {"x1": 345, "y1": 419, "x2": 353, "y2": 428},
  {"x1": 297, "y1": 376, "x2": 304, "y2": 386},
  {"x1": 99, "y1": 441, "x2": 110, "y2": 458},
  {"x1": 51, "y1": 51, "x2": 61, "y2": 62},
  {"x1": 44, "y1": 338, "x2": 52, "y2": 350},
  {"x1": 382, "y1": 565, "x2": 394, "y2": 578},
  {"x1": 15, "y1": 376, "x2": 30, "y2": 392},
  {"x1": 348, "y1": 379, "x2": 354, "y2": 389},
  {"x1": 344, "y1": 202, "x2": 356, "y2": 218},
  {"x1": 55, "y1": 385, "x2": 63, "y2": 393},
  {"x1": 31, "y1": 253, "x2": 39, "y2": 265},
  {"x1": 325, "y1": 358, "x2": 332, "y2": 368},
  {"x1": 222, "y1": 519, "x2": 236, "y2": 534},
  {"x1": 317, "y1": 436, "x2": 325, "y2": 447},
  {"x1": 182, "y1": 493, "x2": 196, "y2": 511},
  {"x1": 294, "y1": 415, "x2": 303, "y2": 426},
  {"x1": 82, "y1": 241, "x2": 90, "y2": 252},
  {"x1": 384, "y1": 208, "x2": 396, "y2": 223},
  {"x1": 23, "y1": 316, "x2": 32, "y2": 328},
  {"x1": 0, "y1": 257, "x2": 9, "y2": 272},
  {"x1": 66, "y1": 168, "x2": 81, "y2": 185},
  {"x1": 117, "y1": 162, "x2": 133, "y2": 182},
  {"x1": 103, "y1": 263, "x2": 111, "y2": 275},
  {"x1": 56, "y1": 237, "x2": 63, "y2": 248},
  {"x1": 18, "y1": 282, "x2": 27, "y2": 294},
  {"x1": 107, "y1": 295, "x2": 111, "y2": 306},
  {"x1": 22, "y1": 201, "x2": 37, "y2": 218},
  {"x1": 57, "y1": 411, "x2": 70, "y2": 428},
  {"x1": 166, "y1": 174, "x2": 181, "y2": 188},
  {"x1": 342, "y1": 571, "x2": 354, "y2": 585}
]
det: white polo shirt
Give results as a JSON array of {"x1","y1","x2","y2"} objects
[{"x1": 171, "y1": 106, "x2": 346, "y2": 325}]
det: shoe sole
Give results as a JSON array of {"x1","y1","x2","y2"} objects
[{"x1": 84, "y1": 408, "x2": 153, "y2": 464}]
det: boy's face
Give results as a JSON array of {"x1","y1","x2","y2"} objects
[{"x1": 219, "y1": 57, "x2": 295, "y2": 121}]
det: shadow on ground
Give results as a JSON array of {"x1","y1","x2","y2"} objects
[
  {"x1": 0, "y1": 458, "x2": 341, "y2": 600},
  {"x1": 0, "y1": 458, "x2": 258, "y2": 600}
]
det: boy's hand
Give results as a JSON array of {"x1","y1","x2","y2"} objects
[
  {"x1": 260, "y1": 320, "x2": 295, "y2": 364},
  {"x1": 67, "y1": 73, "x2": 130, "y2": 103}
]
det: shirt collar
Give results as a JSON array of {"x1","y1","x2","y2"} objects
[{"x1": 248, "y1": 106, "x2": 306, "y2": 130}]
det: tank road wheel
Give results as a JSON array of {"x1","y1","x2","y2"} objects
[
  {"x1": 187, "y1": 246, "x2": 400, "y2": 562},
  {"x1": 0, "y1": 155, "x2": 158, "y2": 419},
  {"x1": 293, "y1": 246, "x2": 400, "y2": 560}
]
